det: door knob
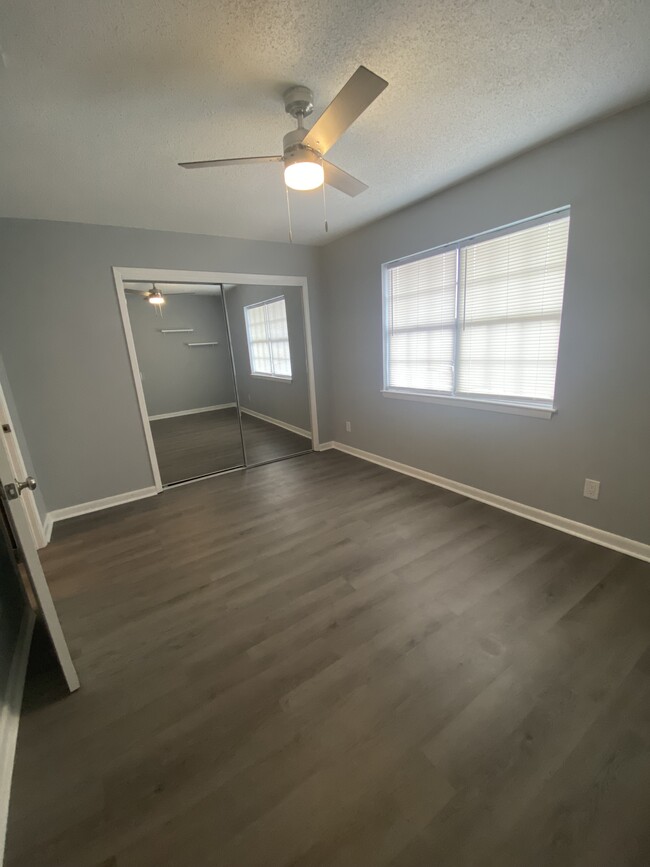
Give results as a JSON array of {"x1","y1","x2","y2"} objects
[
  {"x1": 4, "y1": 476, "x2": 37, "y2": 500},
  {"x1": 17, "y1": 477, "x2": 37, "y2": 493}
]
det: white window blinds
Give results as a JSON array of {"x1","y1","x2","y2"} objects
[
  {"x1": 385, "y1": 249, "x2": 457, "y2": 393},
  {"x1": 244, "y1": 297, "x2": 292, "y2": 379},
  {"x1": 457, "y1": 217, "x2": 570, "y2": 402},
  {"x1": 384, "y1": 211, "x2": 570, "y2": 408}
]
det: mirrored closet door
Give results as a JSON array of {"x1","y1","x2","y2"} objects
[
  {"x1": 126, "y1": 283, "x2": 245, "y2": 485},
  {"x1": 124, "y1": 278, "x2": 313, "y2": 487},
  {"x1": 223, "y1": 284, "x2": 313, "y2": 465}
]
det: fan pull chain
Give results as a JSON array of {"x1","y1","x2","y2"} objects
[
  {"x1": 321, "y1": 160, "x2": 329, "y2": 234},
  {"x1": 285, "y1": 184, "x2": 294, "y2": 244}
]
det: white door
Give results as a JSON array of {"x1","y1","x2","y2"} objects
[
  {"x1": 0, "y1": 388, "x2": 46, "y2": 550},
  {"x1": 0, "y1": 421, "x2": 79, "y2": 693}
]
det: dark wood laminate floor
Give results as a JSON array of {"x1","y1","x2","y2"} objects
[
  {"x1": 150, "y1": 408, "x2": 311, "y2": 484},
  {"x1": 7, "y1": 451, "x2": 650, "y2": 867},
  {"x1": 240, "y1": 413, "x2": 312, "y2": 466},
  {"x1": 150, "y1": 408, "x2": 245, "y2": 483}
]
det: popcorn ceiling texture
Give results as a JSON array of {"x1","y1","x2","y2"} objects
[{"x1": 0, "y1": 0, "x2": 649, "y2": 245}]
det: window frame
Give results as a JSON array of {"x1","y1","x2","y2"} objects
[
  {"x1": 244, "y1": 295, "x2": 293, "y2": 383},
  {"x1": 381, "y1": 207, "x2": 570, "y2": 419}
]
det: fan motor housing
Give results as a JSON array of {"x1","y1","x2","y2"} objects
[
  {"x1": 283, "y1": 126, "x2": 321, "y2": 168},
  {"x1": 283, "y1": 127, "x2": 308, "y2": 153},
  {"x1": 283, "y1": 142, "x2": 321, "y2": 171}
]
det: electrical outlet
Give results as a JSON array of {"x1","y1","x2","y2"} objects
[
  {"x1": 583, "y1": 479, "x2": 600, "y2": 500},
  {"x1": 345, "y1": 421, "x2": 352, "y2": 432}
]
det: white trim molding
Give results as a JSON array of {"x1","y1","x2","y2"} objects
[
  {"x1": 250, "y1": 374, "x2": 293, "y2": 384},
  {"x1": 381, "y1": 389, "x2": 556, "y2": 419},
  {"x1": 0, "y1": 608, "x2": 35, "y2": 863},
  {"x1": 42, "y1": 514, "x2": 53, "y2": 544},
  {"x1": 239, "y1": 407, "x2": 311, "y2": 440},
  {"x1": 329, "y1": 442, "x2": 650, "y2": 563},
  {"x1": 148, "y1": 403, "x2": 236, "y2": 421},
  {"x1": 317, "y1": 441, "x2": 335, "y2": 451},
  {"x1": 49, "y1": 486, "x2": 157, "y2": 525}
]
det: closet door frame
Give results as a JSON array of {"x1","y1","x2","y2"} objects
[{"x1": 112, "y1": 267, "x2": 320, "y2": 494}]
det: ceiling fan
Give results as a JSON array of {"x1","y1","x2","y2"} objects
[
  {"x1": 124, "y1": 283, "x2": 166, "y2": 305},
  {"x1": 179, "y1": 66, "x2": 388, "y2": 197}
]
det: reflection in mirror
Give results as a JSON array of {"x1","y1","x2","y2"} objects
[
  {"x1": 126, "y1": 287, "x2": 244, "y2": 484},
  {"x1": 224, "y1": 285, "x2": 313, "y2": 465}
]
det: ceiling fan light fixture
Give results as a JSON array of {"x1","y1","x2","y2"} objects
[
  {"x1": 179, "y1": 66, "x2": 389, "y2": 204},
  {"x1": 284, "y1": 148, "x2": 324, "y2": 191},
  {"x1": 148, "y1": 289, "x2": 165, "y2": 305}
]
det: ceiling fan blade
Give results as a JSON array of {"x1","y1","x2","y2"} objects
[
  {"x1": 302, "y1": 66, "x2": 388, "y2": 156},
  {"x1": 323, "y1": 161, "x2": 368, "y2": 197},
  {"x1": 179, "y1": 155, "x2": 283, "y2": 169}
]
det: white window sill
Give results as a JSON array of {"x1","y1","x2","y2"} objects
[
  {"x1": 381, "y1": 389, "x2": 556, "y2": 419},
  {"x1": 251, "y1": 373, "x2": 293, "y2": 384}
]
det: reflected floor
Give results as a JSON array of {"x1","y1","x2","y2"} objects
[
  {"x1": 151, "y1": 408, "x2": 244, "y2": 484},
  {"x1": 240, "y1": 412, "x2": 312, "y2": 465},
  {"x1": 151, "y1": 408, "x2": 311, "y2": 485}
]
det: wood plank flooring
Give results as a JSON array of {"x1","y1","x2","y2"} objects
[
  {"x1": 6, "y1": 451, "x2": 650, "y2": 867},
  {"x1": 150, "y1": 408, "x2": 311, "y2": 484},
  {"x1": 150, "y1": 408, "x2": 245, "y2": 482},
  {"x1": 240, "y1": 413, "x2": 311, "y2": 466}
]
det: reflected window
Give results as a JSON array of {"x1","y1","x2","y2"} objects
[{"x1": 244, "y1": 297, "x2": 292, "y2": 381}]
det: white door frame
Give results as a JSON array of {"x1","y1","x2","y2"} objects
[
  {"x1": 0, "y1": 382, "x2": 47, "y2": 549},
  {"x1": 112, "y1": 267, "x2": 320, "y2": 493}
]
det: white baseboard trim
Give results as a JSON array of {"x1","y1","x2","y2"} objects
[
  {"x1": 329, "y1": 442, "x2": 650, "y2": 564},
  {"x1": 240, "y1": 407, "x2": 311, "y2": 440},
  {"x1": 42, "y1": 514, "x2": 53, "y2": 545},
  {"x1": 0, "y1": 608, "x2": 35, "y2": 862},
  {"x1": 49, "y1": 486, "x2": 158, "y2": 525},
  {"x1": 317, "y1": 441, "x2": 335, "y2": 451},
  {"x1": 148, "y1": 403, "x2": 236, "y2": 421}
]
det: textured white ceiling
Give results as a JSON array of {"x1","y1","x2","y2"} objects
[{"x1": 1, "y1": 0, "x2": 649, "y2": 245}]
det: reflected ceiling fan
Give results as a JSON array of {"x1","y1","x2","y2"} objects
[
  {"x1": 124, "y1": 283, "x2": 166, "y2": 305},
  {"x1": 123, "y1": 281, "x2": 234, "y2": 305},
  {"x1": 179, "y1": 66, "x2": 388, "y2": 198}
]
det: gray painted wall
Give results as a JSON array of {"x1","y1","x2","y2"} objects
[
  {"x1": 0, "y1": 219, "x2": 327, "y2": 511},
  {"x1": 127, "y1": 293, "x2": 235, "y2": 417},
  {"x1": 225, "y1": 284, "x2": 311, "y2": 433},
  {"x1": 320, "y1": 101, "x2": 650, "y2": 544},
  {"x1": 0, "y1": 354, "x2": 47, "y2": 522}
]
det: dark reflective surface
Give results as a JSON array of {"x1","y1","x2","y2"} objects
[{"x1": 224, "y1": 284, "x2": 312, "y2": 466}]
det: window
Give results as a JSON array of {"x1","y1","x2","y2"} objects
[
  {"x1": 244, "y1": 296, "x2": 292, "y2": 380},
  {"x1": 383, "y1": 210, "x2": 570, "y2": 414}
]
